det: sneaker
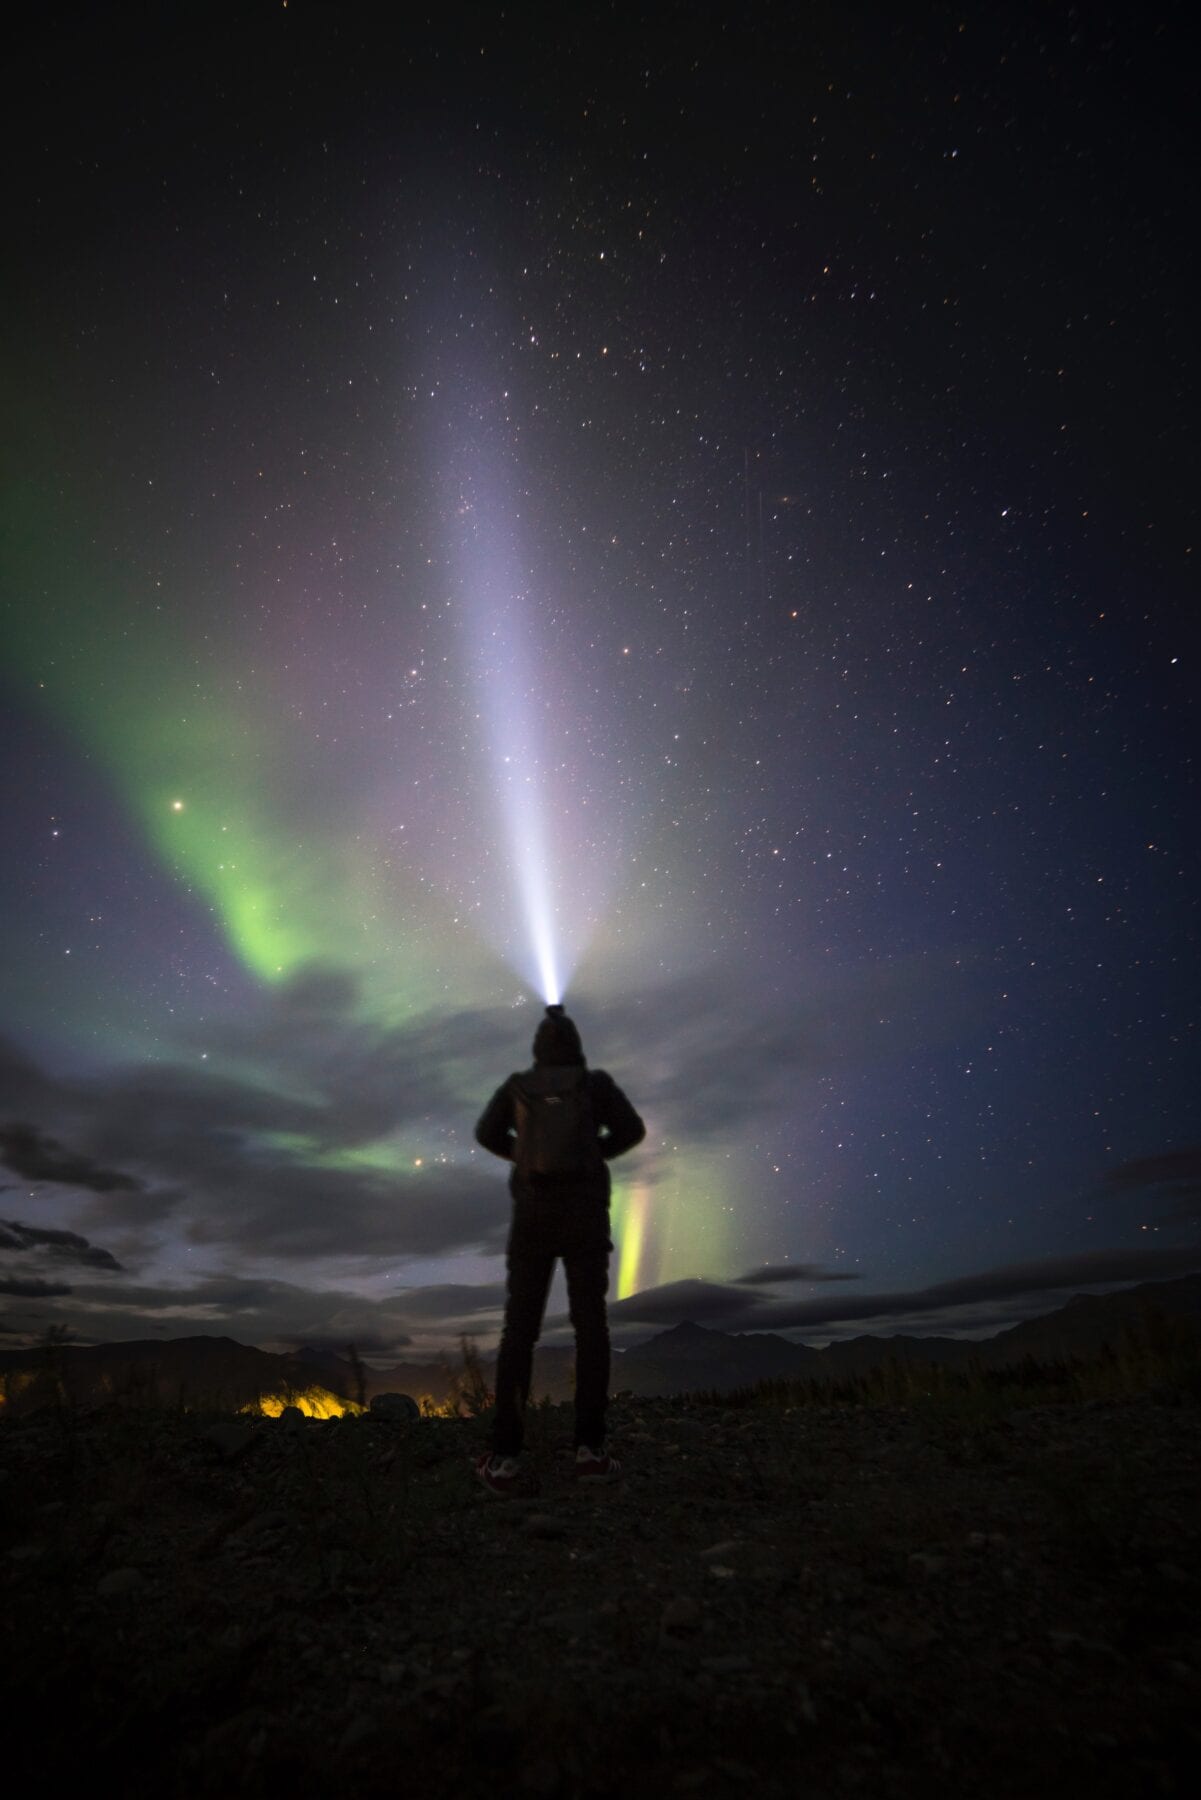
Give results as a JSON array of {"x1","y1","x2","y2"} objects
[
  {"x1": 475, "y1": 1451, "x2": 521, "y2": 1496},
  {"x1": 575, "y1": 1445, "x2": 621, "y2": 1484}
]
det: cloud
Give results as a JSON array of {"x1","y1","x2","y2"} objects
[
  {"x1": 557, "y1": 976, "x2": 815, "y2": 1148},
  {"x1": 0, "y1": 954, "x2": 979, "y2": 1287},
  {"x1": 738, "y1": 1243, "x2": 1201, "y2": 1333},
  {"x1": 606, "y1": 1278, "x2": 773, "y2": 1326},
  {"x1": 0, "y1": 1037, "x2": 511, "y2": 1264},
  {"x1": 0, "y1": 1271, "x2": 422, "y2": 1357},
  {"x1": 385, "y1": 1282, "x2": 508, "y2": 1319},
  {"x1": 570, "y1": 956, "x2": 984, "y2": 1148},
  {"x1": 0, "y1": 1276, "x2": 73, "y2": 1298},
  {"x1": 0, "y1": 959, "x2": 1024, "y2": 1351},
  {"x1": 734, "y1": 1263, "x2": 861, "y2": 1286},
  {"x1": 174, "y1": 964, "x2": 524, "y2": 1149},
  {"x1": 6, "y1": 1234, "x2": 1198, "y2": 1359},
  {"x1": 164, "y1": 1155, "x2": 507, "y2": 1263},
  {"x1": 1104, "y1": 1148, "x2": 1201, "y2": 1224},
  {"x1": 0, "y1": 1121, "x2": 142, "y2": 1192},
  {"x1": 0, "y1": 1219, "x2": 123, "y2": 1270},
  {"x1": 590, "y1": 1243, "x2": 1201, "y2": 1338},
  {"x1": 0, "y1": 1040, "x2": 62, "y2": 1118}
]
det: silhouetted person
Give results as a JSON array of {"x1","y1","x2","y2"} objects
[{"x1": 473, "y1": 1002, "x2": 645, "y2": 1494}]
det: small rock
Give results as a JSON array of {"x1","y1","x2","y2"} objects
[
  {"x1": 278, "y1": 1405, "x2": 306, "y2": 1432},
  {"x1": 370, "y1": 1392, "x2": 420, "y2": 1421},
  {"x1": 97, "y1": 1566, "x2": 144, "y2": 1597},
  {"x1": 201, "y1": 1422, "x2": 257, "y2": 1463},
  {"x1": 908, "y1": 1552, "x2": 949, "y2": 1578},
  {"x1": 9, "y1": 1544, "x2": 43, "y2": 1564},
  {"x1": 708, "y1": 1565, "x2": 736, "y2": 1579},
  {"x1": 700, "y1": 1653, "x2": 751, "y2": 1674},
  {"x1": 661, "y1": 1595, "x2": 703, "y2": 1634},
  {"x1": 378, "y1": 1662, "x2": 407, "y2": 1687},
  {"x1": 523, "y1": 1513, "x2": 568, "y2": 1539},
  {"x1": 699, "y1": 1540, "x2": 740, "y2": 1561}
]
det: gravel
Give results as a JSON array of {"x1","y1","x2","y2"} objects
[{"x1": 2, "y1": 1390, "x2": 1198, "y2": 1797}]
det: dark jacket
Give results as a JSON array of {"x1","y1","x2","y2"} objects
[{"x1": 475, "y1": 1064, "x2": 645, "y2": 1218}]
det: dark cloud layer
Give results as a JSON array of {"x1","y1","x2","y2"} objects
[
  {"x1": 606, "y1": 1278, "x2": 765, "y2": 1326},
  {"x1": 0, "y1": 1276, "x2": 73, "y2": 1298},
  {"x1": 1105, "y1": 1149, "x2": 1201, "y2": 1224},
  {"x1": 386, "y1": 1282, "x2": 508, "y2": 1320},
  {"x1": 0, "y1": 1015, "x2": 512, "y2": 1264},
  {"x1": 30, "y1": 1272, "x2": 420, "y2": 1359},
  {"x1": 602, "y1": 1244, "x2": 1201, "y2": 1336},
  {"x1": 6, "y1": 1238, "x2": 1201, "y2": 1356},
  {"x1": 4, "y1": 977, "x2": 1199, "y2": 1352},
  {"x1": 0, "y1": 1121, "x2": 141, "y2": 1192},
  {"x1": 0, "y1": 1219, "x2": 123, "y2": 1271},
  {"x1": 0, "y1": 958, "x2": 961, "y2": 1286},
  {"x1": 735, "y1": 1263, "x2": 862, "y2": 1287}
]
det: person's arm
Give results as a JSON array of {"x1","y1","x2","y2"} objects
[
  {"x1": 591, "y1": 1071, "x2": 646, "y2": 1160},
  {"x1": 475, "y1": 1079, "x2": 516, "y2": 1160}
]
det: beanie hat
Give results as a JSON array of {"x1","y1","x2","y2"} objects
[{"x1": 532, "y1": 1003, "x2": 585, "y2": 1066}]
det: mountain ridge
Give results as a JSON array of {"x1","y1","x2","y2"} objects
[{"x1": 3, "y1": 1272, "x2": 1199, "y2": 1409}]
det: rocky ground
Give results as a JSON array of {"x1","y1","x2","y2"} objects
[{"x1": 2, "y1": 1388, "x2": 1199, "y2": 1798}]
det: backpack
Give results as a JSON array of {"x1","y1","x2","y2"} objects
[{"x1": 511, "y1": 1071, "x2": 598, "y2": 1181}]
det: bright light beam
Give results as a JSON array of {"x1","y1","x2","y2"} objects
[
  {"x1": 450, "y1": 436, "x2": 567, "y2": 1003},
  {"x1": 503, "y1": 768, "x2": 561, "y2": 1005}
]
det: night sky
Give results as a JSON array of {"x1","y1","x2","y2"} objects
[{"x1": 2, "y1": 4, "x2": 1197, "y2": 1360}]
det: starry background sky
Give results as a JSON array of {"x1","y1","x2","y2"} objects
[{"x1": 2, "y1": 3, "x2": 1197, "y2": 1359}]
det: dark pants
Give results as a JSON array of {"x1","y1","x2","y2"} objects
[{"x1": 491, "y1": 1225, "x2": 611, "y2": 1457}]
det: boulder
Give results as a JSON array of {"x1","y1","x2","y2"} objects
[{"x1": 370, "y1": 1392, "x2": 420, "y2": 1421}]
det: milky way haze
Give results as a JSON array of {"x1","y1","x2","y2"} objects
[{"x1": 2, "y1": 6, "x2": 1197, "y2": 1356}]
